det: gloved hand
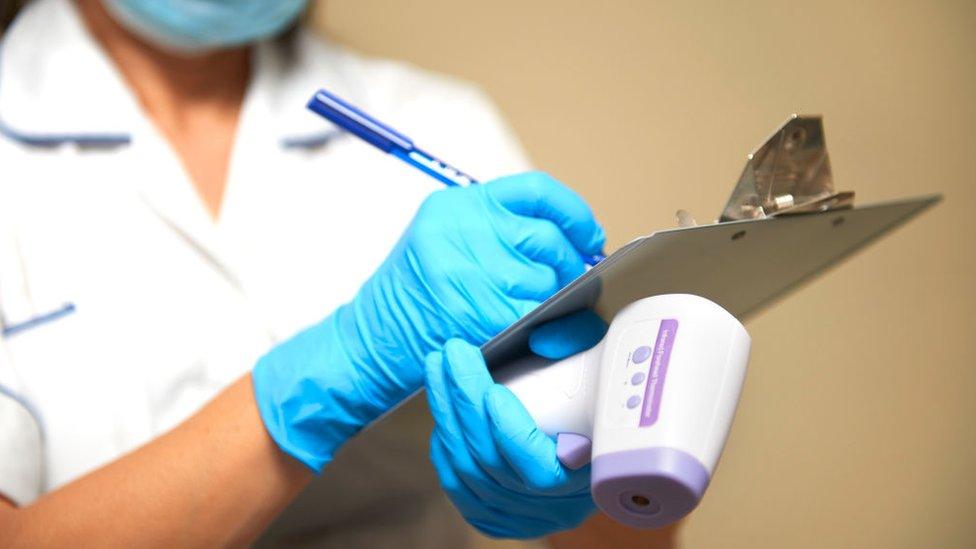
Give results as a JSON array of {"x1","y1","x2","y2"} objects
[
  {"x1": 252, "y1": 172, "x2": 605, "y2": 472},
  {"x1": 425, "y1": 310, "x2": 609, "y2": 539}
]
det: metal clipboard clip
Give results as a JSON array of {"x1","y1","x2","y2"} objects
[{"x1": 719, "y1": 114, "x2": 854, "y2": 222}]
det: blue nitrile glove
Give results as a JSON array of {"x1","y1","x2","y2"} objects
[
  {"x1": 425, "y1": 310, "x2": 609, "y2": 539},
  {"x1": 252, "y1": 172, "x2": 605, "y2": 472}
]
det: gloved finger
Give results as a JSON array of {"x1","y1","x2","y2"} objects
[
  {"x1": 501, "y1": 215, "x2": 586, "y2": 289},
  {"x1": 470, "y1": 296, "x2": 542, "y2": 330},
  {"x1": 442, "y1": 339, "x2": 527, "y2": 492},
  {"x1": 430, "y1": 345, "x2": 593, "y2": 528},
  {"x1": 529, "y1": 310, "x2": 608, "y2": 360},
  {"x1": 511, "y1": 297, "x2": 541, "y2": 321},
  {"x1": 486, "y1": 384, "x2": 592, "y2": 496},
  {"x1": 425, "y1": 349, "x2": 471, "y2": 453},
  {"x1": 431, "y1": 443, "x2": 521, "y2": 539},
  {"x1": 430, "y1": 436, "x2": 574, "y2": 539},
  {"x1": 451, "y1": 291, "x2": 539, "y2": 337},
  {"x1": 482, "y1": 251, "x2": 560, "y2": 302},
  {"x1": 427, "y1": 346, "x2": 521, "y2": 498},
  {"x1": 429, "y1": 271, "x2": 539, "y2": 341},
  {"x1": 484, "y1": 172, "x2": 606, "y2": 257}
]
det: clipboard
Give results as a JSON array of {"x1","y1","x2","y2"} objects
[{"x1": 483, "y1": 116, "x2": 942, "y2": 367}]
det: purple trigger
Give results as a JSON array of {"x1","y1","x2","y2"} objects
[{"x1": 556, "y1": 433, "x2": 592, "y2": 470}]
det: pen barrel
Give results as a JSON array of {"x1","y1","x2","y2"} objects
[
  {"x1": 401, "y1": 148, "x2": 478, "y2": 187},
  {"x1": 307, "y1": 90, "x2": 414, "y2": 153}
]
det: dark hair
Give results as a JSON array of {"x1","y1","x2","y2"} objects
[{"x1": 2, "y1": 0, "x2": 27, "y2": 36}]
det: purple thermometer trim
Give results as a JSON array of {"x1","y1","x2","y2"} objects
[
  {"x1": 639, "y1": 319, "x2": 678, "y2": 427},
  {"x1": 555, "y1": 433, "x2": 592, "y2": 470},
  {"x1": 591, "y1": 447, "x2": 710, "y2": 529}
]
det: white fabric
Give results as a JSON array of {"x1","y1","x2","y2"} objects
[
  {"x1": 0, "y1": 336, "x2": 42, "y2": 506},
  {"x1": 0, "y1": 393, "x2": 41, "y2": 506},
  {"x1": 0, "y1": 0, "x2": 530, "y2": 540}
]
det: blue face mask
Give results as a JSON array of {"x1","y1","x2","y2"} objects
[{"x1": 104, "y1": 0, "x2": 308, "y2": 53}]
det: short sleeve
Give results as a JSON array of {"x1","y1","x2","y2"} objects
[
  {"x1": 0, "y1": 223, "x2": 44, "y2": 506},
  {"x1": 0, "y1": 339, "x2": 43, "y2": 506},
  {"x1": 0, "y1": 382, "x2": 43, "y2": 506}
]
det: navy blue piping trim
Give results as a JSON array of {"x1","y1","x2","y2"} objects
[
  {"x1": 0, "y1": 382, "x2": 45, "y2": 438},
  {"x1": 0, "y1": 37, "x2": 132, "y2": 147},
  {"x1": 0, "y1": 119, "x2": 131, "y2": 146},
  {"x1": 1, "y1": 302, "x2": 76, "y2": 337}
]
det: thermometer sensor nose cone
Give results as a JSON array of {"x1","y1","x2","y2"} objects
[{"x1": 591, "y1": 447, "x2": 710, "y2": 529}]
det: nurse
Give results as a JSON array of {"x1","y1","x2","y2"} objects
[{"x1": 0, "y1": 0, "x2": 675, "y2": 546}]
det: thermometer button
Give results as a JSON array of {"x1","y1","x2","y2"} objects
[
  {"x1": 632, "y1": 346, "x2": 652, "y2": 364},
  {"x1": 630, "y1": 372, "x2": 646, "y2": 385},
  {"x1": 626, "y1": 395, "x2": 642, "y2": 409}
]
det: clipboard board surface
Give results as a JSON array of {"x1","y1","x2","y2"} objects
[{"x1": 482, "y1": 194, "x2": 941, "y2": 367}]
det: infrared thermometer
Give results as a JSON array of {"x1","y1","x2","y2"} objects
[{"x1": 494, "y1": 294, "x2": 750, "y2": 528}]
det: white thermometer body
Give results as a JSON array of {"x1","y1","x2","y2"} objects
[{"x1": 494, "y1": 294, "x2": 750, "y2": 528}]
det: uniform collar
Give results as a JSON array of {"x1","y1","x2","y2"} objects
[
  {"x1": 251, "y1": 29, "x2": 362, "y2": 150},
  {"x1": 0, "y1": 0, "x2": 136, "y2": 146},
  {"x1": 0, "y1": 0, "x2": 359, "y2": 149}
]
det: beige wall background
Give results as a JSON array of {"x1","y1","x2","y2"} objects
[{"x1": 312, "y1": 1, "x2": 975, "y2": 547}]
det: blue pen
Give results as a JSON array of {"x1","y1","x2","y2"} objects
[{"x1": 306, "y1": 88, "x2": 605, "y2": 265}]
